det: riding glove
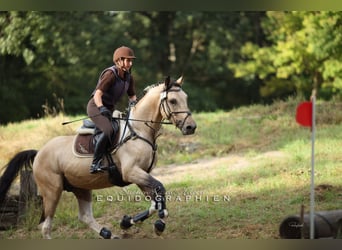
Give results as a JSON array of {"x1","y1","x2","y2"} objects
[
  {"x1": 129, "y1": 100, "x2": 137, "y2": 107},
  {"x1": 99, "y1": 106, "x2": 112, "y2": 120}
]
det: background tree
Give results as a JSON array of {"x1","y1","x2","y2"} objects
[
  {"x1": 1, "y1": 11, "x2": 266, "y2": 123},
  {"x1": 120, "y1": 11, "x2": 267, "y2": 110},
  {"x1": 229, "y1": 11, "x2": 342, "y2": 100},
  {"x1": 1, "y1": 11, "x2": 341, "y2": 124},
  {"x1": 0, "y1": 12, "x2": 130, "y2": 122}
]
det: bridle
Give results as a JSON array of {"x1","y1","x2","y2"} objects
[
  {"x1": 159, "y1": 83, "x2": 192, "y2": 131},
  {"x1": 115, "y1": 82, "x2": 193, "y2": 173}
]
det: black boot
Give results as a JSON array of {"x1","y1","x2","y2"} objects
[{"x1": 90, "y1": 133, "x2": 109, "y2": 174}]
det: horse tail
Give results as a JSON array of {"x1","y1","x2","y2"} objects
[{"x1": 0, "y1": 149, "x2": 38, "y2": 204}]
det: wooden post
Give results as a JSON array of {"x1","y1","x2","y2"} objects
[
  {"x1": 0, "y1": 196, "x2": 20, "y2": 230},
  {"x1": 18, "y1": 169, "x2": 38, "y2": 221},
  {"x1": 300, "y1": 204, "x2": 305, "y2": 239},
  {"x1": 0, "y1": 169, "x2": 41, "y2": 230}
]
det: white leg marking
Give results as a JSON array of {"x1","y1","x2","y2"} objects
[
  {"x1": 77, "y1": 199, "x2": 101, "y2": 232},
  {"x1": 42, "y1": 216, "x2": 52, "y2": 239}
]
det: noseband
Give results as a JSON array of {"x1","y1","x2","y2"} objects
[{"x1": 159, "y1": 84, "x2": 192, "y2": 130}]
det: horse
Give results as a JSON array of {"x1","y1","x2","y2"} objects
[{"x1": 0, "y1": 76, "x2": 196, "y2": 239}]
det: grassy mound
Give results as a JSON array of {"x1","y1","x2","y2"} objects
[{"x1": 1, "y1": 96, "x2": 341, "y2": 238}]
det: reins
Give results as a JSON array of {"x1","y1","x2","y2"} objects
[
  {"x1": 114, "y1": 106, "x2": 158, "y2": 173},
  {"x1": 116, "y1": 116, "x2": 172, "y2": 125}
]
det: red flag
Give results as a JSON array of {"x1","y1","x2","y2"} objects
[{"x1": 296, "y1": 101, "x2": 312, "y2": 127}]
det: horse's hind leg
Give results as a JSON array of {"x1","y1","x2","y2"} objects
[
  {"x1": 72, "y1": 188, "x2": 118, "y2": 239},
  {"x1": 37, "y1": 179, "x2": 63, "y2": 239}
]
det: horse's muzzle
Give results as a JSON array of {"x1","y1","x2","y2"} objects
[
  {"x1": 182, "y1": 123, "x2": 196, "y2": 135},
  {"x1": 181, "y1": 117, "x2": 197, "y2": 135}
]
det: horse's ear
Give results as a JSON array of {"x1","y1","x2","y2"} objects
[
  {"x1": 165, "y1": 76, "x2": 171, "y2": 89},
  {"x1": 176, "y1": 76, "x2": 184, "y2": 86}
]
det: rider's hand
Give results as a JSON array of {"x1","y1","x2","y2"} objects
[
  {"x1": 129, "y1": 100, "x2": 137, "y2": 107},
  {"x1": 99, "y1": 106, "x2": 112, "y2": 120}
]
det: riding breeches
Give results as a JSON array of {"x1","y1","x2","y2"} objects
[{"x1": 87, "y1": 98, "x2": 114, "y2": 141}]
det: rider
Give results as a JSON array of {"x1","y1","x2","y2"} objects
[{"x1": 87, "y1": 46, "x2": 137, "y2": 174}]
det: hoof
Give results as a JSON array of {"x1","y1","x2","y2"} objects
[
  {"x1": 100, "y1": 227, "x2": 112, "y2": 239},
  {"x1": 120, "y1": 215, "x2": 133, "y2": 230},
  {"x1": 154, "y1": 219, "x2": 165, "y2": 236}
]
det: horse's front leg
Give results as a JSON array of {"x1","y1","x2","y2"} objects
[{"x1": 120, "y1": 171, "x2": 168, "y2": 235}]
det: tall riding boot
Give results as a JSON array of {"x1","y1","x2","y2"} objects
[{"x1": 90, "y1": 133, "x2": 110, "y2": 174}]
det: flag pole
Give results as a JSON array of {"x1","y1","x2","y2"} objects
[{"x1": 310, "y1": 90, "x2": 316, "y2": 239}]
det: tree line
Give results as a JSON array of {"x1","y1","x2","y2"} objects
[{"x1": 0, "y1": 11, "x2": 341, "y2": 124}]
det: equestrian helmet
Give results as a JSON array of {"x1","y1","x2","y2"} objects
[{"x1": 113, "y1": 46, "x2": 136, "y2": 62}]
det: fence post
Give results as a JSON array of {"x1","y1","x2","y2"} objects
[{"x1": 18, "y1": 169, "x2": 38, "y2": 221}]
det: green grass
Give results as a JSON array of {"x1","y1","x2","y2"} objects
[{"x1": 1, "y1": 97, "x2": 342, "y2": 238}]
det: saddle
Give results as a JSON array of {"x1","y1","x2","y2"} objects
[
  {"x1": 72, "y1": 111, "x2": 130, "y2": 187},
  {"x1": 72, "y1": 111, "x2": 123, "y2": 158}
]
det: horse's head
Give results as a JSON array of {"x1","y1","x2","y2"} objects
[{"x1": 159, "y1": 76, "x2": 197, "y2": 135}]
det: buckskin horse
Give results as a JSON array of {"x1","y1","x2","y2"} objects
[{"x1": 0, "y1": 76, "x2": 196, "y2": 239}]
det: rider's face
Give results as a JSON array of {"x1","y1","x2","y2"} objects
[{"x1": 121, "y1": 58, "x2": 133, "y2": 71}]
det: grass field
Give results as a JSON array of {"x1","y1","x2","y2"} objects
[{"x1": 0, "y1": 96, "x2": 342, "y2": 239}]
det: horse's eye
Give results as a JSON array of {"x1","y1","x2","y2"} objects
[{"x1": 169, "y1": 99, "x2": 177, "y2": 105}]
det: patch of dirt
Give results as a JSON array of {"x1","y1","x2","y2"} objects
[{"x1": 151, "y1": 151, "x2": 287, "y2": 184}]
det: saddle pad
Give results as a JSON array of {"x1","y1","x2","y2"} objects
[
  {"x1": 72, "y1": 116, "x2": 122, "y2": 158},
  {"x1": 72, "y1": 134, "x2": 95, "y2": 158},
  {"x1": 72, "y1": 132, "x2": 120, "y2": 158}
]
